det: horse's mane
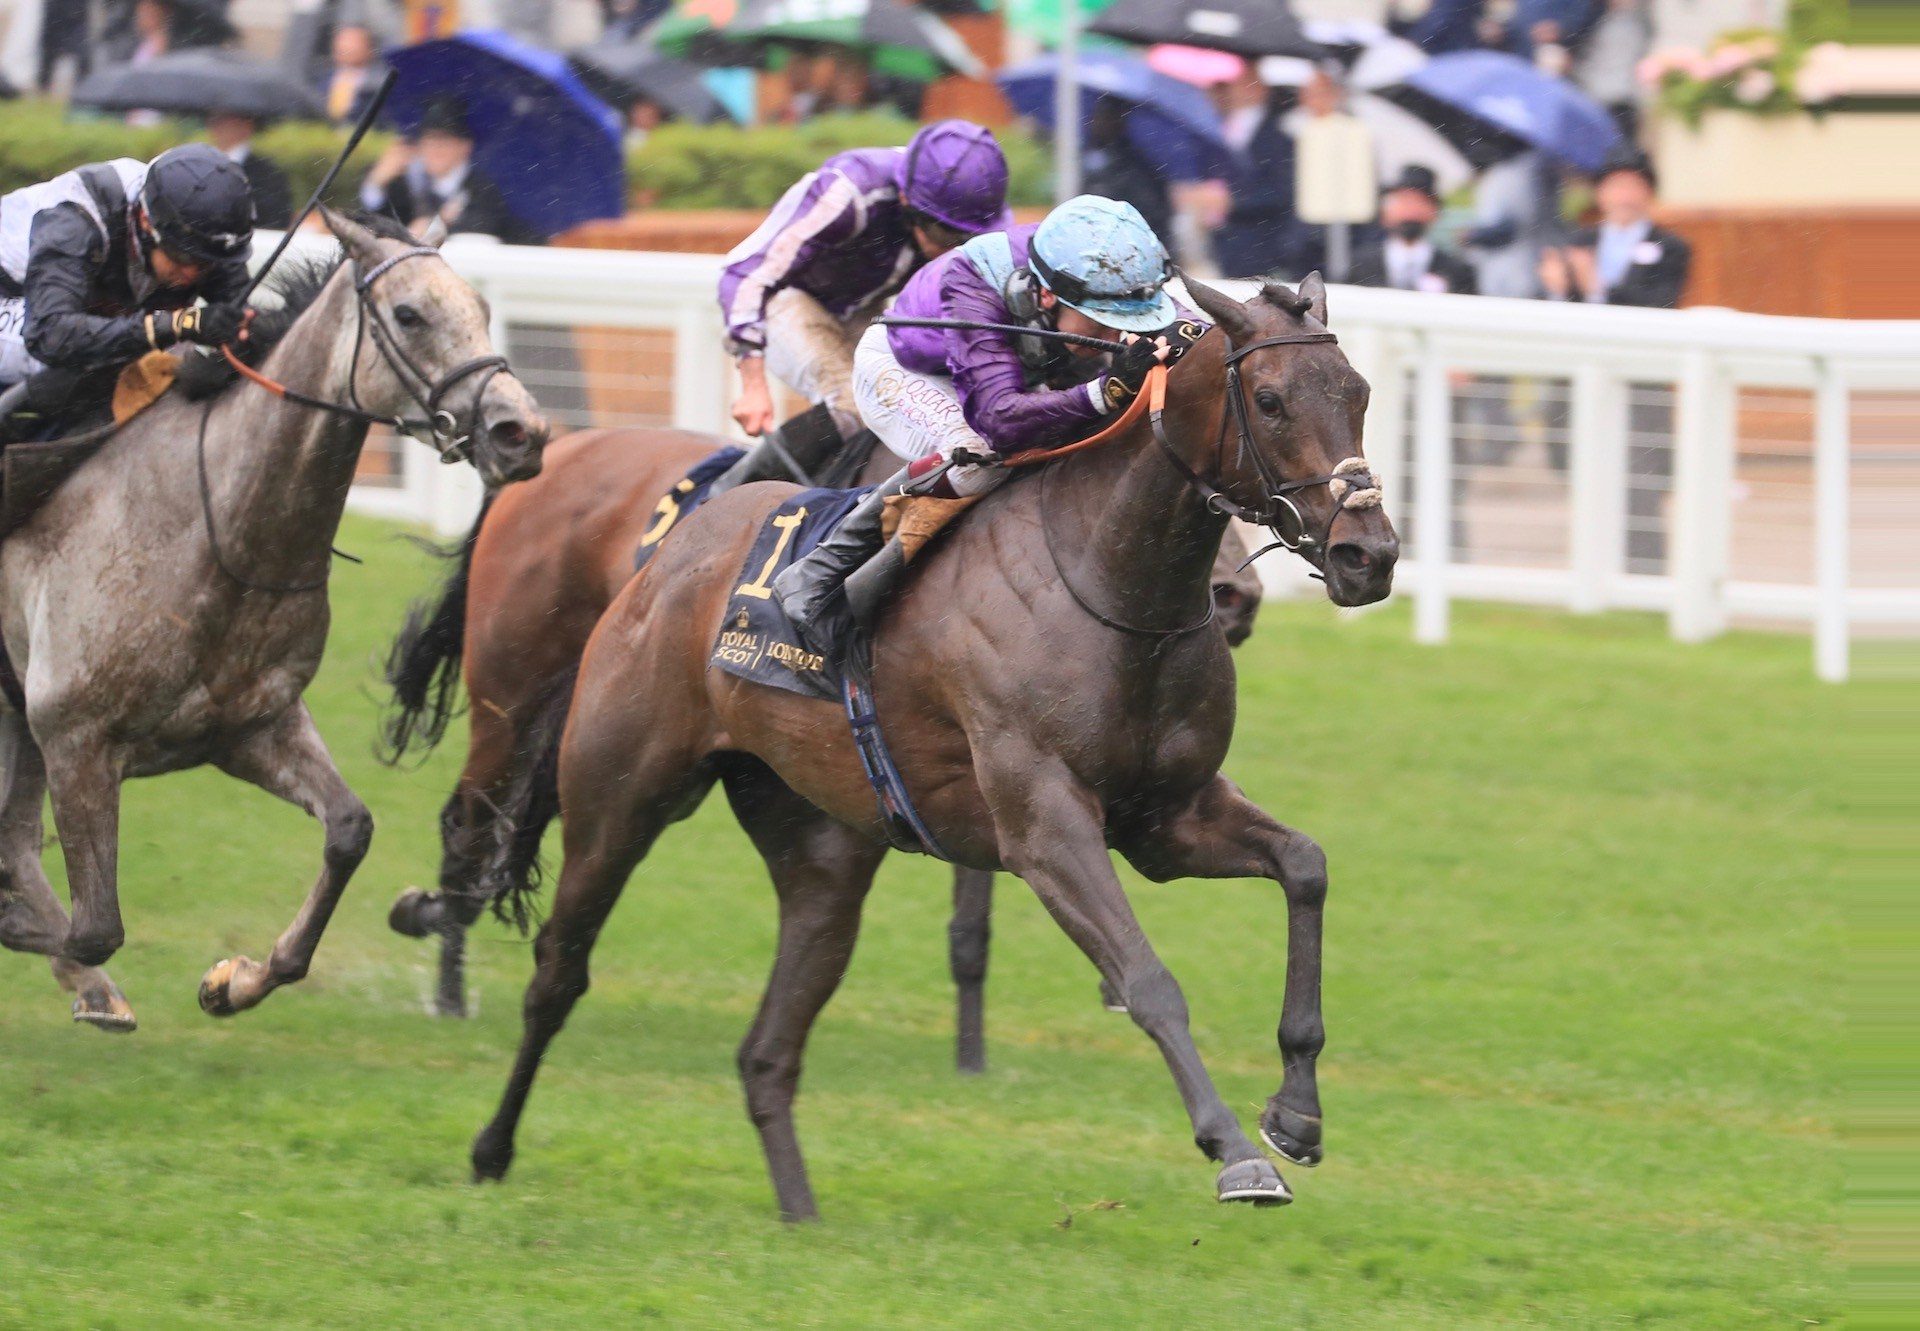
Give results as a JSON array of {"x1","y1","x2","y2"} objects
[
  {"x1": 175, "y1": 211, "x2": 418, "y2": 401},
  {"x1": 1258, "y1": 281, "x2": 1315, "y2": 320}
]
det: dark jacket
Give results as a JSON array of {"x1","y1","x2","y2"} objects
[
  {"x1": 1081, "y1": 134, "x2": 1172, "y2": 250},
  {"x1": 1566, "y1": 221, "x2": 1690, "y2": 308},
  {"x1": 1214, "y1": 109, "x2": 1322, "y2": 280},
  {"x1": 365, "y1": 165, "x2": 541, "y2": 246},
  {"x1": 237, "y1": 149, "x2": 292, "y2": 231},
  {"x1": 1346, "y1": 237, "x2": 1479, "y2": 295},
  {"x1": 12, "y1": 169, "x2": 249, "y2": 373}
]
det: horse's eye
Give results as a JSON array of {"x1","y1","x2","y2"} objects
[
  {"x1": 1255, "y1": 389, "x2": 1285, "y2": 416},
  {"x1": 394, "y1": 305, "x2": 424, "y2": 330}
]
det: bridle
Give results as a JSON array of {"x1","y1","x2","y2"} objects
[
  {"x1": 222, "y1": 245, "x2": 511, "y2": 465},
  {"x1": 204, "y1": 245, "x2": 515, "y2": 594},
  {"x1": 1149, "y1": 326, "x2": 1383, "y2": 567}
]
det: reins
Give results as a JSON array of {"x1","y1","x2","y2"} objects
[{"x1": 202, "y1": 246, "x2": 513, "y2": 594}]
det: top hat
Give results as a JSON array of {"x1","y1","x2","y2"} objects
[{"x1": 1380, "y1": 164, "x2": 1441, "y2": 204}]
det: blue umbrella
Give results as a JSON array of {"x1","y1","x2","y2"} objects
[
  {"x1": 385, "y1": 29, "x2": 625, "y2": 239},
  {"x1": 1384, "y1": 50, "x2": 1621, "y2": 174},
  {"x1": 998, "y1": 50, "x2": 1231, "y2": 183}
]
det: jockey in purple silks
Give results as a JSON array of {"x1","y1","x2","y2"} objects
[
  {"x1": 707, "y1": 120, "x2": 1011, "y2": 494},
  {"x1": 771, "y1": 194, "x2": 1206, "y2": 636}
]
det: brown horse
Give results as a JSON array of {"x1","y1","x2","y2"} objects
[
  {"x1": 380, "y1": 424, "x2": 1264, "y2": 1071},
  {"x1": 469, "y1": 275, "x2": 1397, "y2": 1219}
]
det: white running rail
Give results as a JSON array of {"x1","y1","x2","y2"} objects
[{"x1": 247, "y1": 233, "x2": 1919, "y2": 682}]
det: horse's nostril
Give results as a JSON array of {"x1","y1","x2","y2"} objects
[
  {"x1": 488, "y1": 418, "x2": 527, "y2": 448},
  {"x1": 1329, "y1": 543, "x2": 1371, "y2": 574}
]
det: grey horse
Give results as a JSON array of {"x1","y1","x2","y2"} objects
[{"x1": 0, "y1": 209, "x2": 546, "y2": 1031}]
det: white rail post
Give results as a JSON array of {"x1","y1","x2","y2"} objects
[
  {"x1": 1668, "y1": 350, "x2": 1733, "y2": 642},
  {"x1": 1412, "y1": 340, "x2": 1451, "y2": 643},
  {"x1": 1813, "y1": 359, "x2": 1851, "y2": 683},
  {"x1": 1568, "y1": 363, "x2": 1625, "y2": 613},
  {"x1": 673, "y1": 301, "x2": 730, "y2": 436}
]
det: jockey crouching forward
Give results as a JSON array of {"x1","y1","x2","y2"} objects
[
  {"x1": 707, "y1": 120, "x2": 1011, "y2": 494},
  {"x1": 771, "y1": 195, "x2": 1200, "y2": 634},
  {"x1": 0, "y1": 144, "x2": 255, "y2": 443}
]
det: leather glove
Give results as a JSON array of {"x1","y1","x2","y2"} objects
[
  {"x1": 170, "y1": 303, "x2": 250, "y2": 348},
  {"x1": 1099, "y1": 334, "x2": 1171, "y2": 413},
  {"x1": 1155, "y1": 319, "x2": 1207, "y2": 368}
]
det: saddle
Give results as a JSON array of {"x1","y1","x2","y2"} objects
[{"x1": 0, "y1": 351, "x2": 178, "y2": 539}]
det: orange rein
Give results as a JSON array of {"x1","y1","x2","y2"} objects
[
  {"x1": 221, "y1": 343, "x2": 289, "y2": 399},
  {"x1": 998, "y1": 364, "x2": 1170, "y2": 470}
]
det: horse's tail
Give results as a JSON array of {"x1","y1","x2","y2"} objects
[
  {"x1": 379, "y1": 493, "x2": 493, "y2": 764},
  {"x1": 475, "y1": 663, "x2": 577, "y2": 934}
]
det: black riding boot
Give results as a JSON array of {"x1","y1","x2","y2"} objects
[
  {"x1": 771, "y1": 464, "x2": 910, "y2": 636},
  {"x1": 707, "y1": 401, "x2": 846, "y2": 497},
  {"x1": 0, "y1": 367, "x2": 87, "y2": 445}
]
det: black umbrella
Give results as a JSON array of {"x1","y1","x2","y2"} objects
[
  {"x1": 1089, "y1": 0, "x2": 1323, "y2": 61},
  {"x1": 569, "y1": 42, "x2": 733, "y2": 124},
  {"x1": 74, "y1": 48, "x2": 326, "y2": 120}
]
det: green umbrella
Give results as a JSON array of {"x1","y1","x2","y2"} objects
[{"x1": 655, "y1": 0, "x2": 983, "y2": 83}]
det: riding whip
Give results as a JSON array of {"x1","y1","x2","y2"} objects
[{"x1": 240, "y1": 67, "x2": 399, "y2": 304}]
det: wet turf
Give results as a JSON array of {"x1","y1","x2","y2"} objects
[{"x1": 0, "y1": 515, "x2": 1843, "y2": 1328}]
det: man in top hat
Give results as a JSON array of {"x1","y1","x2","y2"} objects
[
  {"x1": 358, "y1": 98, "x2": 539, "y2": 245},
  {"x1": 1347, "y1": 165, "x2": 1478, "y2": 296},
  {"x1": 204, "y1": 109, "x2": 292, "y2": 231},
  {"x1": 1539, "y1": 144, "x2": 1690, "y2": 308}
]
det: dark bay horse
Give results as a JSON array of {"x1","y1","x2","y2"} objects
[
  {"x1": 380, "y1": 423, "x2": 1265, "y2": 1071},
  {"x1": 470, "y1": 275, "x2": 1396, "y2": 1219},
  {"x1": 0, "y1": 209, "x2": 546, "y2": 1030}
]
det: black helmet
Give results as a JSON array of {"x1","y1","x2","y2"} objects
[{"x1": 140, "y1": 144, "x2": 254, "y2": 265}]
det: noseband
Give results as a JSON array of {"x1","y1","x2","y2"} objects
[
  {"x1": 1150, "y1": 328, "x2": 1383, "y2": 566},
  {"x1": 345, "y1": 248, "x2": 510, "y2": 464},
  {"x1": 222, "y1": 245, "x2": 513, "y2": 465}
]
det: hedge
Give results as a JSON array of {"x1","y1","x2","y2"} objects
[{"x1": 0, "y1": 100, "x2": 1053, "y2": 222}]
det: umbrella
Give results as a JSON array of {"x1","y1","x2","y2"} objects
[
  {"x1": 1259, "y1": 25, "x2": 1426, "y2": 92},
  {"x1": 569, "y1": 42, "x2": 736, "y2": 123},
  {"x1": 656, "y1": 0, "x2": 983, "y2": 83},
  {"x1": 1146, "y1": 44, "x2": 1247, "y2": 89},
  {"x1": 1089, "y1": 0, "x2": 1322, "y2": 61},
  {"x1": 998, "y1": 50, "x2": 1231, "y2": 183},
  {"x1": 1379, "y1": 50, "x2": 1621, "y2": 174},
  {"x1": 72, "y1": 48, "x2": 326, "y2": 120},
  {"x1": 384, "y1": 30, "x2": 625, "y2": 238}
]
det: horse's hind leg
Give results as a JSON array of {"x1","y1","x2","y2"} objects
[
  {"x1": 949, "y1": 867, "x2": 992, "y2": 1074},
  {"x1": 0, "y1": 717, "x2": 134, "y2": 1030},
  {"x1": 724, "y1": 762, "x2": 887, "y2": 1221},
  {"x1": 389, "y1": 706, "x2": 522, "y2": 1018},
  {"x1": 471, "y1": 687, "x2": 711, "y2": 1184},
  {"x1": 1118, "y1": 776, "x2": 1331, "y2": 1169},
  {"x1": 197, "y1": 703, "x2": 372, "y2": 1016}
]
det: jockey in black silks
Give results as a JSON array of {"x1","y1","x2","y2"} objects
[{"x1": 0, "y1": 143, "x2": 256, "y2": 443}]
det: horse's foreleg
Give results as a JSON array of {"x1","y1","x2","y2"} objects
[
  {"x1": 982, "y1": 752, "x2": 1290, "y2": 1206},
  {"x1": 199, "y1": 703, "x2": 372, "y2": 1016},
  {"x1": 0, "y1": 716, "x2": 135, "y2": 1030},
  {"x1": 1119, "y1": 776, "x2": 1328, "y2": 1169},
  {"x1": 949, "y1": 867, "x2": 992, "y2": 1074},
  {"x1": 39, "y1": 731, "x2": 125, "y2": 968}
]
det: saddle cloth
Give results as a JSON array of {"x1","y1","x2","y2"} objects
[
  {"x1": 632, "y1": 445, "x2": 745, "y2": 572},
  {"x1": 710, "y1": 487, "x2": 954, "y2": 860},
  {"x1": 709, "y1": 486, "x2": 870, "y2": 701}
]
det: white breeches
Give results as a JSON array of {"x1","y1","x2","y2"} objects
[
  {"x1": 763, "y1": 288, "x2": 868, "y2": 438},
  {"x1": 850, "y1": 323, "x2": 1004, "y2": 498}
]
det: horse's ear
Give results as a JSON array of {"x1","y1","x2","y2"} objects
[
  {"x1": 416, "y1": 214, "x2": 451, "y2": 249},
  {"x1": 1298, "y1": 271, "x2": 1329, "y2": 326},
  {"x1": 1181, "y1": 273, "x2": 1256, "y2": 342},
  {"x1": 319, "y1": 205, "x2": 383, "y2": 265}
]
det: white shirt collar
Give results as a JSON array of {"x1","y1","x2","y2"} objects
[{"x1": 221, "y1": 142, "x2": 252, "y2": 165}]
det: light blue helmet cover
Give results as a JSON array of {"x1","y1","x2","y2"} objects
[{"x1": 1028, "y1": 195, "x2": 1176, "y2": 333}]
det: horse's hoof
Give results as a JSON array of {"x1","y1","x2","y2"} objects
[
  {"x1": 1098, "y1": 977, "x2": 1128, "y2": 1014},
  {"x1": 1216, "y1": 1157, "x2": 1292, "y2": 1206},
  {"x1": 389, "y1": 887, "x2": 438, "y2": 938},
  {"x1": 198, "y1": 956, "x2": 266, "y2": 1017},
  {"x1": 71, "y1": 986, "x2": 137, "y2": 1033},
  {"x1": 1260, "y1": 1105, "x2": 1324, "y2": 1168},
  {"x1": 471, "y1": 1131, "x2": 513, "y2": 1183}
]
